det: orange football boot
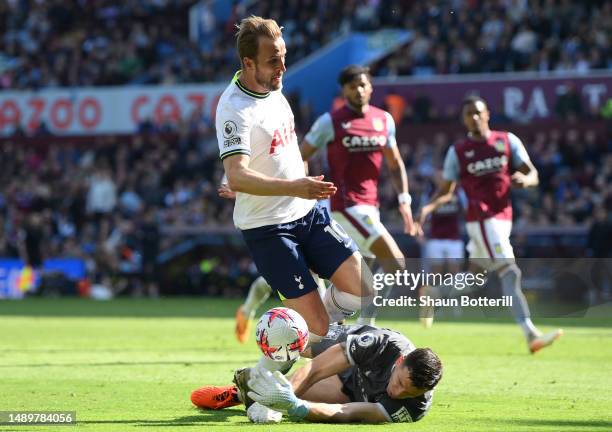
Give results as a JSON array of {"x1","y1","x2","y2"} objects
[
  {"x1": 528, "y1": 329, "x2": 564, "y2": 354},
  {"x1": 235, "y1": 306, "x2": 252, "y2": 344},
  {"x1": 191, "y1": 385, "x2": 240, "y2": 410}
]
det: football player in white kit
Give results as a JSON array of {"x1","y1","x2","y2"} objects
[{"x1": 214, "y1": 17, "x2": 376, "y2": 395}]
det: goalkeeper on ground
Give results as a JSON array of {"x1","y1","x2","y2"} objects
[{"x1": 192, "y1": 325, "x2": 443, "y2": 423}]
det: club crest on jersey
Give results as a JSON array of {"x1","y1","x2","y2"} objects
[
  {"x1": 372, "y1": 118, "x2": 384, "y2": 132},
  {"x1": 494, "y1": 139, "x2": 506, "y2": 153},
  {"x1": 357, "y1": 333, "x2": 375, "y2": 347},
  {"x1": 223, "y1": 120, "x2": 237, "y2": 138}
]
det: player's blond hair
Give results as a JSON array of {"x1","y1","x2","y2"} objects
[{"x1": 235, "y1": 16, "x2": 283, "y2": 67}]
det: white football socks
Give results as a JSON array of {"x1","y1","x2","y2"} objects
[
  {"x1": 323, "y1": 285, "x2": 363, "y2": 323},
  {"x1": 242, "y1": 276, "x2": 272, "y2": 318}
]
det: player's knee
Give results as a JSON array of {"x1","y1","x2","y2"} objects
[
  {"x1": 499, "y1": 263, "x2": 521, "y2": 280},
  {"x1": 377, "y1": 255, "x2": 405, "y2": 273}
]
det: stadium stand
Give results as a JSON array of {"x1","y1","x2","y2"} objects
[
  {"x1": 2, "y1": 1, "x2": 609, "y2": 88},
  {"x1": 0, "y1": 0, "x2": 610, "y2": 296}
]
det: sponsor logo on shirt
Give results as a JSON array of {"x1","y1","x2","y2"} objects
[
  {"x1": 341, "y1": 135, "x2": 387, "y2": 150},
  {"x1": 390, "y1": 406, "x2": 413, "y2": 423},
  {"x1": 466, "y1": 155, "x2": 508, "y2": 176},
  {"x1": 270, "y1": 120, "x2": 296, "y2": 155},
  {"x1": 223, "y1": 137, "x2": 241, "y2": 148}
]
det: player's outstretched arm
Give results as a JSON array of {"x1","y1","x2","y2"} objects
[
  {"x1": 223, "y1": 154, "x2": 337, "y2": 199},
  {"x1": 248, "y1": 369, "x2": 390, "y2": 423},
  {"x1": 417, "y1": 179, "x2": 456, "y2": 227},
  {"x1": 383, "y1": 144, "x2": 415, "y2": 235},
  {"x1": 304, "y1": 401, "x2": 389, "y2": 423},
  {"x1": 291, "y1": 343, "x2": 351, "y2": 397}
]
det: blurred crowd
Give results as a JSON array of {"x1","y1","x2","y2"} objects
[
  {"x1": 1, "y1": 112, "x2": 609, "y2": 294},
  {"x1": 371, "y1": 0, "x2": 611, "y2": 76},
  {"x1": 0, "y1": 113, "x2": 231, "y2": 295},
  {"x1": 0, "y1": 0, "x2": 610, "y2": 296},
  {"x1": 1, "y1": 0, "x2": 610, "y2": 90},
  {"x1": 0, "y1": 0, "x2": 208, "y2": 88}
]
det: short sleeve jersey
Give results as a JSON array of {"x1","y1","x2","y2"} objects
[
  {"x1": 216, "y1": 72, "x2": 314, "y2": 229},
  {"x1": 442, "y1": 131, "x2": 530, "y2": 221},
  {"x1": 304, "y1": 105, "x2": 396, "y2": 210}
]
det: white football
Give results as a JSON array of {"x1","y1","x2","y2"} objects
[{"x1": 255, "y1": 307, "x2": 309, "y2": 362}]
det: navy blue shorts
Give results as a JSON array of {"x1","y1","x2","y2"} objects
[{"x1": 241, "y1": 203, "x2": 358, "y2": 299}]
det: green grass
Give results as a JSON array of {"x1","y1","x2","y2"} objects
[{"x1": 0, "y1": 298, "x2": 611, "y2": 431}]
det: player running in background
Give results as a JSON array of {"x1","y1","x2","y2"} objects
[
  {"x1": 418, "y1": 173, "x2": 465, "y2": 327},
  {"x1": 234, "y1": 65, "x2": 415, "y2": 340},
  {"x1": 421, "y1": 172, "x2": 465, "y2": 270},
  {"x1": 217, "y1": 16, "x2": 375, "y2": 372},
  {"x1": 417, "y1": 95, "x2": 562, "y2": 353},
  {"x1": 301, "y1": 65, "x2": 415, "y2": 272},
  {"x1": 193, "y1": 325, "x2": 442, "y2": 424}
]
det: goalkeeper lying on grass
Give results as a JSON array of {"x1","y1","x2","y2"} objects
[{"x1": 192, "y1": 325, "x2": 443, "y2": 423}]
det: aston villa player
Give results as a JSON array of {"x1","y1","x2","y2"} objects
[{"x1": 417, "y1": 96, "x2": 562, "y2": 354}]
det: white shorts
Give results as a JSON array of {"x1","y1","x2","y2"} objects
[
  {"x1": 465, "y1": 217, "x2": 515, "y2": 270},
  {"x1": 332, "y1": 205, "x2": 388, "y2": 259},
  {"x1": 424, "y1": 239, "x2": 465, "y2": 259}
]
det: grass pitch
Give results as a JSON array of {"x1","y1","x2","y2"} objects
[{"x1": 0, "y1": 298, "x2": 611, "y2": 432}]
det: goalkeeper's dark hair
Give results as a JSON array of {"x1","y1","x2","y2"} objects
[
  {"x1": 403, "y1": 348, "x2": 443, "y2": 390},
  {"x1": 338, "y1": 65, "x2": 371, "y2": 86}
]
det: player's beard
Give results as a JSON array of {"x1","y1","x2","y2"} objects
[
  {"x1": 347, "y1": 95, "x2": 368, "y2": 112},
  {"x1": 255, "y1": 67, "x2": 282, "y2": 91}
]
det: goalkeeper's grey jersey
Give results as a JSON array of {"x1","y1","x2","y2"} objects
[{"x1": 342, "y1": 326, "x2": 433, "y2": 422}]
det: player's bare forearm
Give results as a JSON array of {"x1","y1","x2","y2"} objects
[
  {"x1": 427, "y1": 191, "x2": 453, "y2": 210},
  {"x1": 290, "y1": 360, "x2": 315, "y2": 396},
  {"x1": 383, "y1": 145, "x2": 409, "y2": 194},
  {"x1": 291, "y1": 344, "x2": 351, "y2": 397},
  {"x1": 223, "y1": 154, "x2": 336, "y2": 199},
  {"x1": 427, "y1": 180, "x2": 456, "y2": 210},
  {"x1": 512, "y1": 161, "x2": 539, "y2": 188},
  {"x1": 226, "y1": 164, "x2": 295, "y2": 196},
  {"x1": 304, "y1": 402, "x2": 389, "y2": 423},
  {"x1": 388, "y1": 163, "x2": 409, "y2": 195},
  {"x1": 418, "y1": 180, "x2": 456, "y2": 226}
]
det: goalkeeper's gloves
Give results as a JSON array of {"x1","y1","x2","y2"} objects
[{"x1": 247, "y1": 368, "x2": 310, "y2": 420}]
